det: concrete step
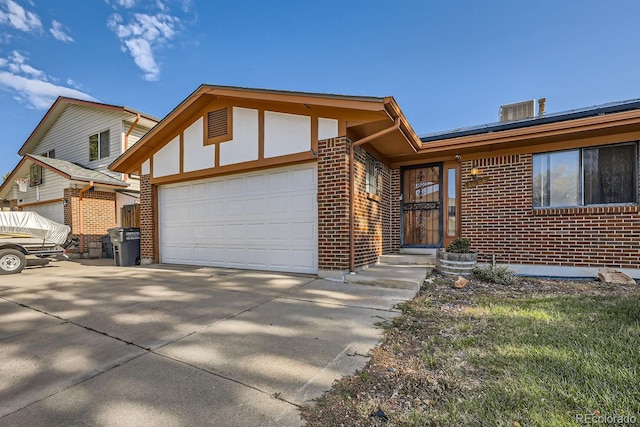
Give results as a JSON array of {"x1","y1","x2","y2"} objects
[
  {"x1": 379, "y1": 254, "x2": 436, "y2": 266},
  {"x1": 345, "y1": 264, "x2": 431, "y2": 291},
  {"x1": 399, "y1": 248, "x2": 438, "y2": 256}
]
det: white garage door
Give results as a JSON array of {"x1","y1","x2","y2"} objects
[
  {"x1": 23, "y1": 201, "x2": 65, "y2": 224},
  {"x1": 158, "y1": 164, "x2": 317, "y2": 274}
]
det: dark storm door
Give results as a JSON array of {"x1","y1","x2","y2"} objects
[{"x1": 401, "y1": 165, "x2": 442, "y2": 247}]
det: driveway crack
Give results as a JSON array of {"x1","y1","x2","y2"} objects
[{"x1": 0, "y1": 296, "x2": 149, "y2": 351}]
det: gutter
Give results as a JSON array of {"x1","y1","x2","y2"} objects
[
  {"x1": 78, "y1": 181, "x2": 94, "y2": 255},
  {"x1": 349, "y1": 116, "x2": 401, "y2": 273}
]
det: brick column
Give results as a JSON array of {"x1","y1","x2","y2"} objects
[
  {"x1": 139, "y1": 174, "x2": 155, "y2": 265},
  {"x1": 390, "y1": 167, "x2": 401, "y2": 253},
  {"x1": 317, "y1": 137, "x2": 350, "y2": 277}
]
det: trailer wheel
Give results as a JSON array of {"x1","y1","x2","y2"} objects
[{"x1": 0, "y1": 249, "x2": 27, "y2": 274}]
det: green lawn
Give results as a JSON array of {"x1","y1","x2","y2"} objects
[{"x1": 301, "y1": 277, "x2": 640, "y2": 426}]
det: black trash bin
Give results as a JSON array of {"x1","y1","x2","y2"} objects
[
  {"x1": 102, "y1": 235, "x2": 114, "y2": 259},
  {"x1": 107, "y1": 227, "x2": 140, "y2": 266}
]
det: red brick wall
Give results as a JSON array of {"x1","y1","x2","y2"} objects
[
  {"x1": 461, "y1": 154, "x2": 640, "y2": 268},
  {"x1": 390, "y1": 168, "x2": 401, "y2": 252},
  {"x1": 317, "y1": 137, "x2": 396, "y2": 271},
  {"x1": 317, "y1": 137, "x2": 350, "y2": 270},
  {"x1": 139, "y1": 174, "x2": 155, "y2": 264},
  {"x1": 64, "y1": 187, "x2": 116, "y2": 254},
  {"x1": 353, "y1": 146, "x2": 392, "y2": 267}
]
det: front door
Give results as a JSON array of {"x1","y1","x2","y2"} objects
[{"x1": 401, "y1": 165, "x2": 442, "y2": 247}]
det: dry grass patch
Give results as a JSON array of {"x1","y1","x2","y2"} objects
[{"x1": 301, "y1": 276, "x2": 640, "y2": 426}]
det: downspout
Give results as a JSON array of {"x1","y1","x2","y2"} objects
[
  {"x1": 349, "y1": 116, "x2": 401, "y2": 273},
  {"x1": 123, "y1": 114, "x2": 141, "y2": 182},
  {"x1": 79, "y1": 181, "x2": 94, "y2": 255}
]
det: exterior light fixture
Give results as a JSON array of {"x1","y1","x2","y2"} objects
[{"x1": 470, "y1": 167, "x2": 482, "y2": 179}]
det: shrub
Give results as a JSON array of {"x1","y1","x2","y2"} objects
[
  {"x1": 446, "y1": 237, "x2": 472, "y2": 253},
  {"x1": 473, "y1": 264, "x2": 517, "y2": 285}
]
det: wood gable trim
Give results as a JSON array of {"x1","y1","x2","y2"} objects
[
  {"x1": 109, "y1": 85, "x2": 405, "y2": 174},
  {"x1": 149, "y1": 152, "x2": 316, "y2": 186}
]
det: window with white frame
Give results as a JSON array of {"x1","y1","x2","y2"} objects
[
  {"x1": 41, "y1": 149, "x2": 55, "y2": 158},
  {"x1": 365, "y1": 152, "x2": 381, "y2": 196},
  {"x1": 89, "y1": 130, "x2": 110, "y2": 161},
  {"x1": 30, "y1": 164, "x2": 43, "y2": 187},
  {"x1": 533, "y1": 142, "x2": 638, "y2": 207}
]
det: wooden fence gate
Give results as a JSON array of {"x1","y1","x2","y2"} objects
[{"x1": 120, "y1": 204, "x2": 140, "y2": 228}]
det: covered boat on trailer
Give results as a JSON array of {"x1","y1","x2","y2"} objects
[{"x1": 0, "y1": 211, "x2": 76, "y2": 274}]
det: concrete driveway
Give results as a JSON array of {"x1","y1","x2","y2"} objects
[{"x1": 0, "y1": 259, "x2": 416, "y2": 426}]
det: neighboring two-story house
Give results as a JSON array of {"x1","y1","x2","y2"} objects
[{"x1": 0, "y1": 97, "x2": 158, "y2": 256}]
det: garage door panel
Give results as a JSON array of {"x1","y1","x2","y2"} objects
[
  {"x1": 292, "y1": 222, "x2": 315, "y2": 240},
  {"x1": 292, "y1": 167, "x2": 315, "y2": 187},
  {"x1": 289, "y1": 249, "x2": 315, "y2": 269},
  {"x1": 244, "y1": 198, "x2": 265, "y2": 215},
  {"x1": 245, "y1": 223, "x2": 266, "y2": 240},
  {"x1": 292, "y1": 194, "x2": 315, "y2": 214},
  {"x1": 193, "y1": 247, "x2": 209, "y2": 262},
  {"x1": 23, "y1": 202, "x2": 64, "y2": 225},
  {"x1": 159, "y1": 164, "x2": 317, "y2": 274},
  {"x1": 192, "y1": 182, "x2": 207, "y2": 198},
  {"x1": 246, "y1": 175, "x2": 266, "y2": 191},
  {"x1": 176, "y1": 186, "x2": 191, "y2": 200},
  {"x1": 227, "y1": 177, "x2": 244, "y2": 193}
]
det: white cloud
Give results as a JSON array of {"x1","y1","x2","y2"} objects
[
  {"x1": 7, "y1": 51, "x2": 44, "y2": 78},
  {"x1": 0, "y1": 51, "x2": 96, "y2": 109},
  {"x1": 0, "y1": 0, "x2": 42, "y2": 32},
  {"x1": 108, "y1": 11, "x2": 180, "y2": 81},
  {"x1": 116, "y1": 0, "x2": 137, "y2": 7},
  {"x1": 50, "y1": 20, "x2": 73, "y2": 43},
  {"x1": 105, "y1": 0, "x2": 137, "y2": 9},
  {"x1": 124, "y1": 38, "x2": 159, "y2": 81}
]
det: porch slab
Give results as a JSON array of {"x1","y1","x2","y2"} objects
[{"x1": 345, "y1": 264, "x2": 430, "y2": 291}]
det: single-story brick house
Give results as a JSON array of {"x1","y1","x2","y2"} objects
[{"x1": 110, "y1": 85, "x2": 640, "y2": 279}]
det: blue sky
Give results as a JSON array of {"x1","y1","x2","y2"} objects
[{"x1": 1, "y1": 0, "x2": 640, "y2": 176}]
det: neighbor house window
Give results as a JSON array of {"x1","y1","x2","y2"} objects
[
  {"x1": 365, "y1": 152, "x2": 381, "y2": 196},
  {"x1": 41, "y1": 149, "x2": 55, "y2": 158},
  {"x1": 29, "y1": 164, "x2": 43, "y2": 187},
  {"x1": 533, "y1": 143, "x2": 637, "y2": 207},
  {"x1": 89, "y1": 130, "x2": 110, "y2": 161}
]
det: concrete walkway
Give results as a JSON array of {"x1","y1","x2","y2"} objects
[{"x1": 0, "y1": 260, "x2": 417, "y2": 426}]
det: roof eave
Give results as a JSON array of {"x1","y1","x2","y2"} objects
[
  {"x1": 416, "y1": 108, "x2": 640, "y2": 155},
  {"x1": 18, "y1": 97, "x2": 159, "y2": 156}
]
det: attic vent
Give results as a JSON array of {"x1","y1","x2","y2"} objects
[
  {"x1": 499, "y1": 100, "x2": 535, "y2": 122},
  {"x1": 207, "y1": 108, "x2": 229, "y2": 139}
]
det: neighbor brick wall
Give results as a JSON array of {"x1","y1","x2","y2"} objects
[
  {"x1": 461, "y1": 153, "x2": 640, "y2": 268},
  {"x1": 64, "y1": 187, "x2": 116, "y2": 254},
  {"x1": 139, "y1": 174, "x2": 155, "y2": 264}
]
